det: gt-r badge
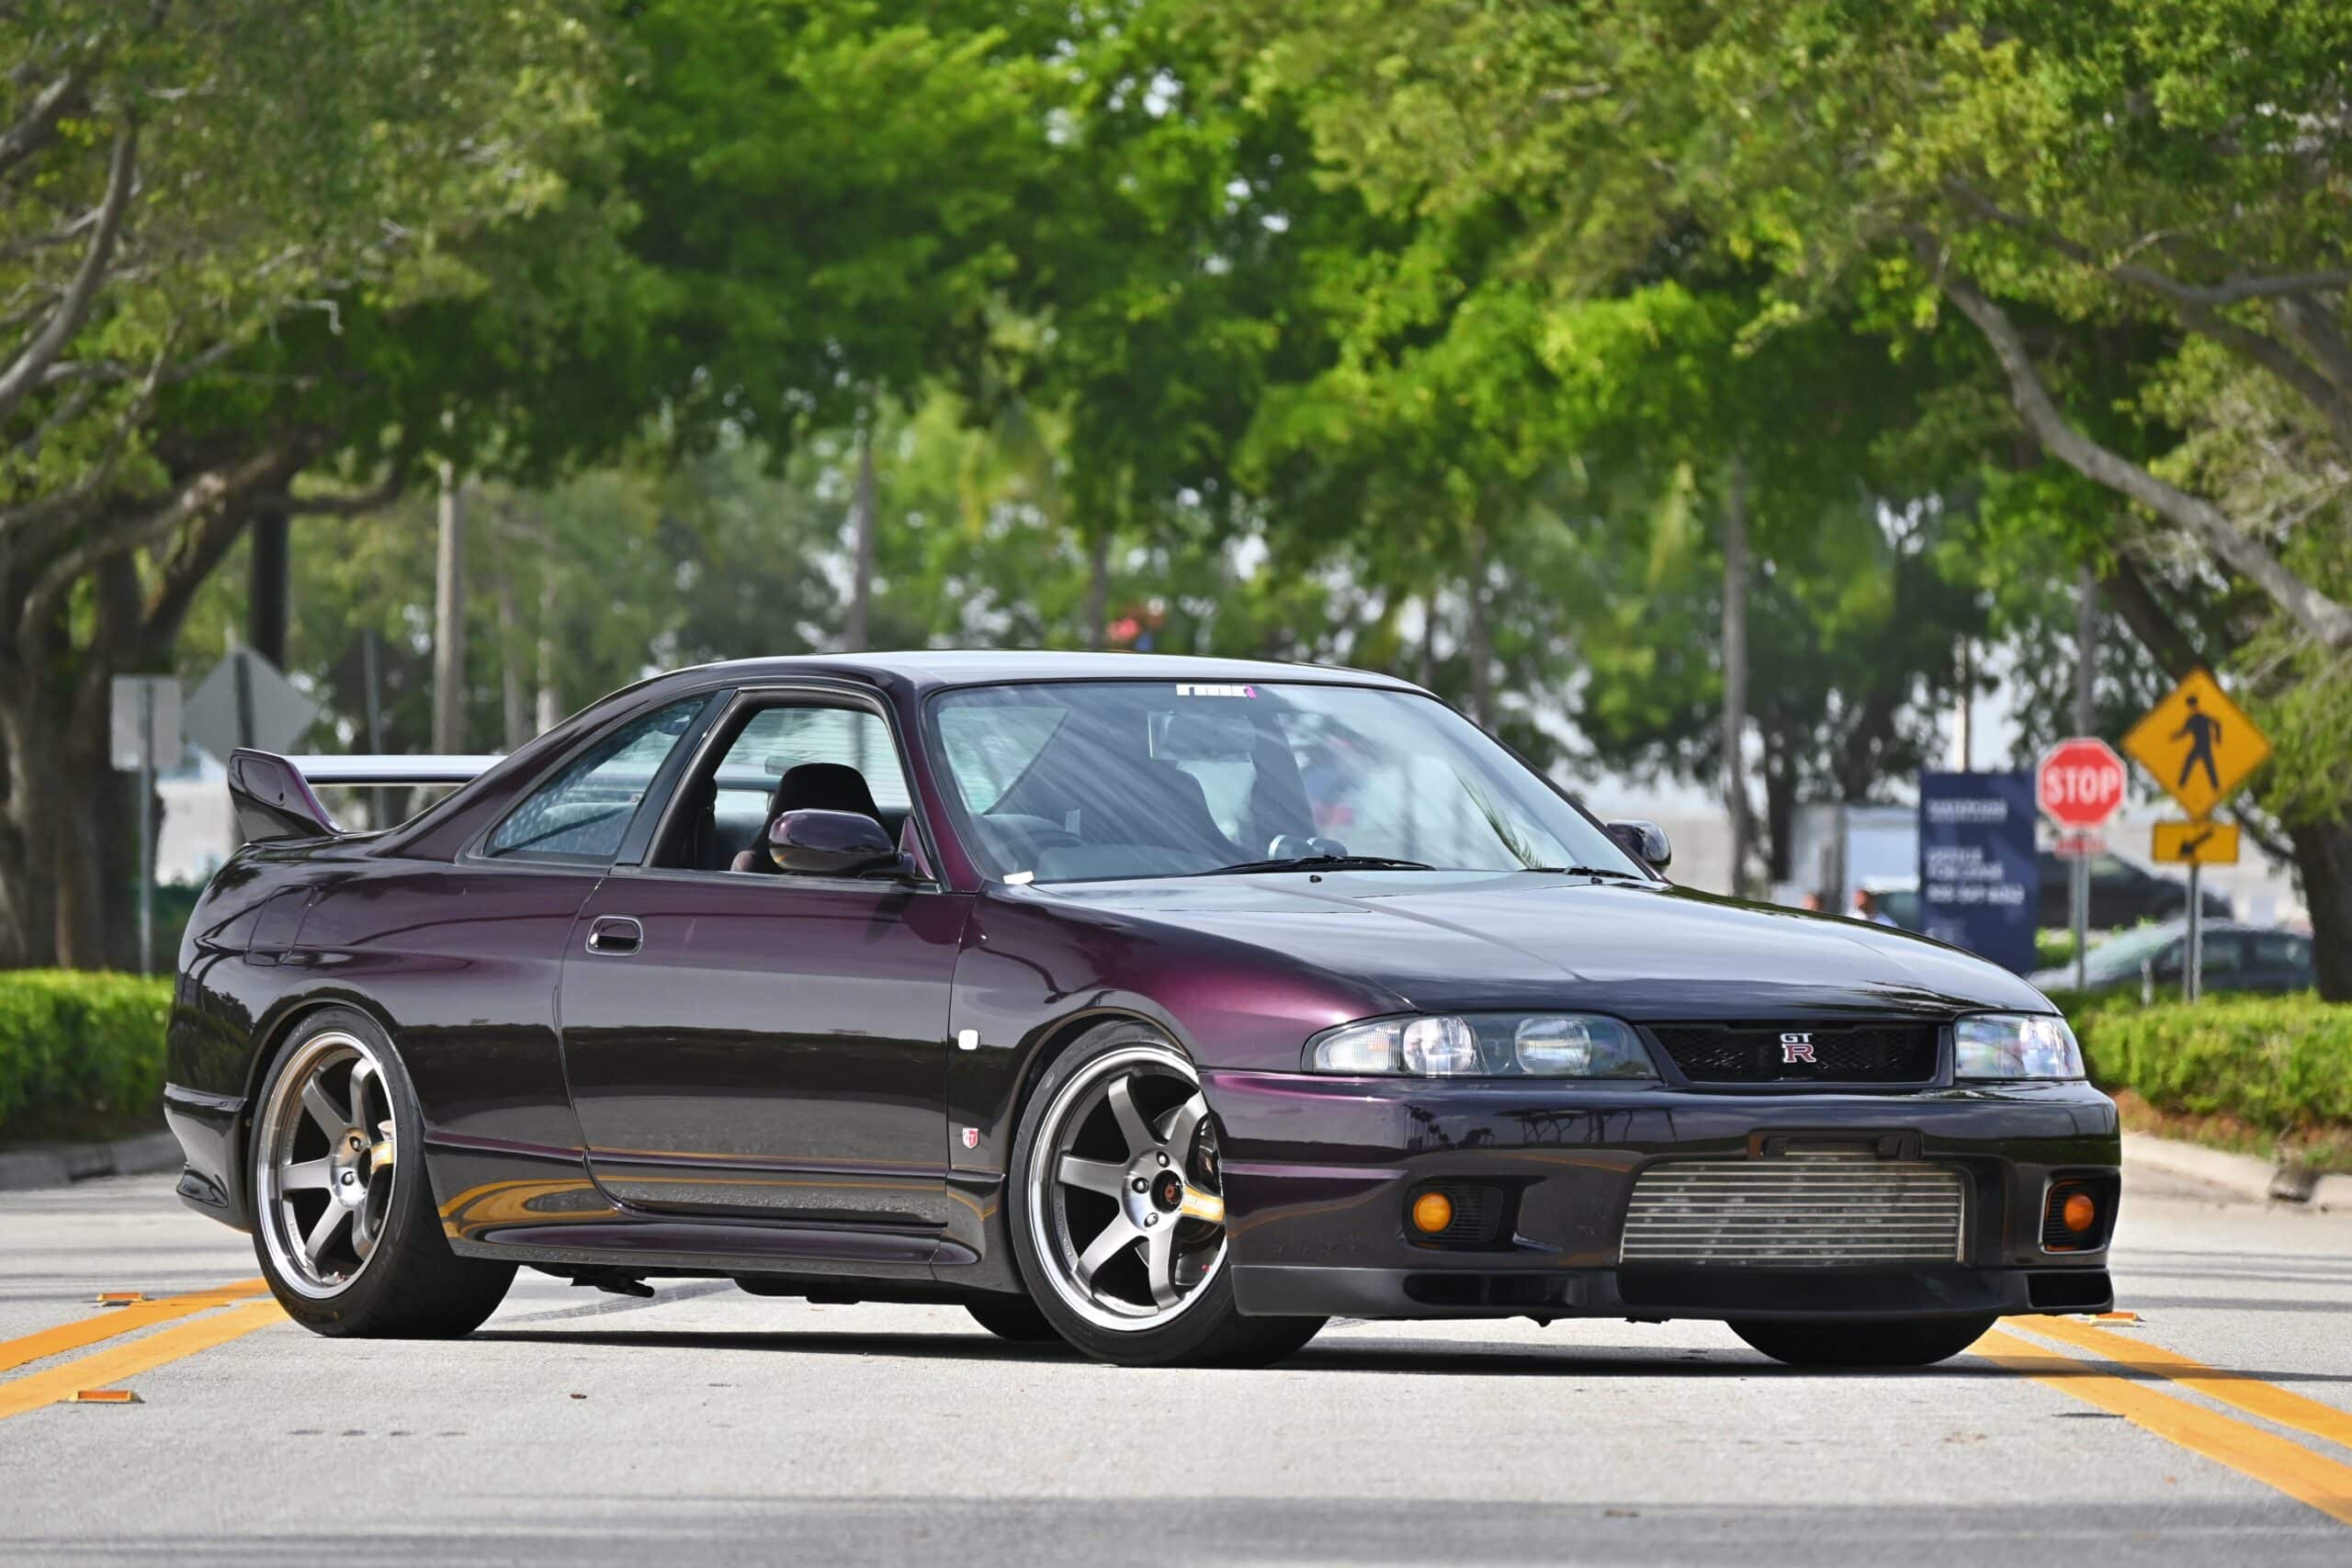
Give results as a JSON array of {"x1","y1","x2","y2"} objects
[
  {"x1": 960, "y1": 1126, "x2": 979, "y2": 1149},
  {"x1": 1780, "y1": 1032, "x2": 1816, "y2": 1064}
]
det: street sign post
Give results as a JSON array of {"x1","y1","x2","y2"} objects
[
  {"x1": 2122, "y1": 671, "x2": 2271, "y2": 1002},
  {"x1": 2152, "y1": 820, "x2": 2240, "y2": 866},
  {"x1": 2036, "y1": 738, "x2": 2128, "y2": 993},
  {"x1": 108, "y1": 675, "x2": 182, "y2": 976}
]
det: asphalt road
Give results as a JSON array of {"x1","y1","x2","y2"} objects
[{"x1": 2, "y1": 1164, "x2": 2348, "y2": 1566}]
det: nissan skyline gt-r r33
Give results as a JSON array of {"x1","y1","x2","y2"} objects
[{"x1": 164, "y1": 652, "x2": 2118, "y2": 1369}]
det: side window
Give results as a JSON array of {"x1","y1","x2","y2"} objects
[
  {"x1": 712, "y1": 706, "x2": 910, "y2": 818},
  {"x1": 2201, "y1": 934, "x2": 2245, "y2": 975},
  {"x1": 2253, "y1": 932, "x2": 2311, "y2": 972},
  {"x1": 658, "y1": 702, "x2": 914, "y2": 874},
  {"x1": 486, "y1": 697, "x2": 706, "y2": 863}
]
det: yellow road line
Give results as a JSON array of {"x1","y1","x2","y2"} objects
[
  {"x1": 2023, "y1": 1314, "x2": 2352, "y2": 1457},
  {"x1": 1974, "y1": 1327, "x2": 2352, "y2": 1528},
  {"x1": 0, "y1": 1280, "x2": 270, "y2": 1377},
  {"x1": 0, "y1": 1300, "x2": 286, "y2": 1424}
]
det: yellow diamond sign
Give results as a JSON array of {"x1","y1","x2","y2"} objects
[{"x1": 2122, "y1": 669, "x2": 2270, "y2": 819}]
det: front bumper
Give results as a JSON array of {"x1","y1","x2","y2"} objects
[{"x1": 1206, "y1": 1071, "x2": 2119, "y2": 1322}]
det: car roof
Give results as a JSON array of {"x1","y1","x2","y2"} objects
[{"x1": 659, "y1": 649, "x2": 1427, "y2": 695}]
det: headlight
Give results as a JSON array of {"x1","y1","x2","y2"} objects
[
  {"x1": 1954, "y1": 1013, "x2": 2085, "y2": 1080},
  {"x1": 1307, "y1": 1013, "x2": 1657, "y2": 1078}
]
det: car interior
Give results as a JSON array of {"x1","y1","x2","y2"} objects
[{"x1": 656, "y1": 702, "x2": 917, "y2": 874}]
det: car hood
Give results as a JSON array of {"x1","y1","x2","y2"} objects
[{"x1": 1037, "y1": 870, "x2": 2052, "y2": 1021}]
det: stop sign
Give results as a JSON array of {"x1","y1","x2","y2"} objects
[{"x1": 2037, "y1": 738, "x2": 2128, "y2": 829}]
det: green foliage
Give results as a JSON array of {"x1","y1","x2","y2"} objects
[
  {"x1": 0, "y1": 971, "x2": 171, "y2": 1138},
  {"x1": 2073, "y1": 993, "x2": 2352, "y2": 1143},
  {"x1": 2035, "y1": 928, "x2": 2080, "y2": 972}
]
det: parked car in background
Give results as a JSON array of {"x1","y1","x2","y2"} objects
[
  {"x1": 2030, "y1": 920, "x2": 2314, "y2": 998},
  {"x1": 2034, "y1": 852, "x2": 2232, "y2": 931}
]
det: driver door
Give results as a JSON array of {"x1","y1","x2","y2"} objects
[{"x1": 558, "y1": 691, "x2": 970, "y2": 1230}]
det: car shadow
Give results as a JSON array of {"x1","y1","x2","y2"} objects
[{"x1": 461, "y1": 1325, "x2": 2352, "y2": 1384}]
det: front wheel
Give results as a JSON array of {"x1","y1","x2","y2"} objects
[
  {"x1": 1007, "y1": 1022, "x2": 1323, "y2": 1368},
  {"x1": 1729, "y1": 1313, "x2": 1999, "y2": 1368},
  {"x1": 251, "y1": 1008, "x2": 514, "y2": 1337}
]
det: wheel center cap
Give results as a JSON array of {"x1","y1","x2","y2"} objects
[{"x1": 1151, "y1": 1171, "x2": 1184, "y2": 1213}]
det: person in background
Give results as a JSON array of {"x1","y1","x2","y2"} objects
[
  {"x1": 1852, "y1": 887, "x2": 1896, "y2": 927},
  {"x1": 1799, "y1": 890, "x2": 1826, "y2": 912}
]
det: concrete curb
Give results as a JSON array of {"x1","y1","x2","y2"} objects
[
  {"x1": 0, "y1": 1129, "x2": 179, "y2": 1193},
  {"x1": 2121, "y1": 1130, "x2": 2351, "y2": 1212}
]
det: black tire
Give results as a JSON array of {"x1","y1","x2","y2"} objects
[
  {"x1": 1729, "y1": 1313, "x2": 1999, "y2": 1369},
  {"x1": 963, "y1": 1294, "x2": 1065, "y2": 1343},
  {"x1": 249, "y1": 1008, "x2": 514, "y2": 1337},
  {"x1": 1007, "y1": 1021, "x2": 1325, "y2": 1368}
]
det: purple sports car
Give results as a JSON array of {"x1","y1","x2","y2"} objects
[{"x1": 166, "y1": 653, "x2": 2117, "y2": 1367}]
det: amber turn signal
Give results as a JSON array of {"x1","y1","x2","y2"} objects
[
  {"x1": 2062, "y1": 1191, "x2": 2098, "y2": 1234},
  {"x1": 1410, "y1": 1191, "x2": 1454, "y2": 1235}
]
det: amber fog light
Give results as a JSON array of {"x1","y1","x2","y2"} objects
[
  {"x1": 1410, "y1": 1191, "x2": 1455, "y2": 1235},
  {"x1": 2042, "y1": 1178, "x2": 2116, "y2": 1252}
]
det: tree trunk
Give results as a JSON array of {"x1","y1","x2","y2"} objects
[
  {"x1": 51, "y1": 691, "x2": 132, "y2": 969},
  {"x1": 1761, "y1": 729, "x2": 1798, "y2": 887},
  {"x1": 1084, "y1": 525, "x2": 1111, "y2": 650},
  {"x1": 495, "y1": 558, "x2": 527, "y2": 751},
  {"x1": 1465, "y1": 523, "x2": 1495, "y2": 729},
  {"x1": 844, "y1": 422, "x2": 876, "y2": 652},
  {"x1": 2288, "y1": 818, "x2": 2352, "y2": 1002},
  {"x1": 533, "y1": 529, "x2": 560, "y2": 738},
  {"x1": 1720, "y1": 456, "x2": 1755, "y2": 898},
  {"x1": 248, "y1": 509, "x2": 290, "y2": 668},
  {"x1": 432, "y1": 465, "x2": 468, "y2": 753},
  {"x1": 0, "y1": 680, "x2": 59, "y2": 968},
  {"x1": 1418, "y1": 593, "x2": 1439, "y2": 688}
]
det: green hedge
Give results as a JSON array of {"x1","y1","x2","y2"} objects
[
  {"x1": 0, "y1": 970, "x2": 173, "y2": 1139},
  {"x1": 2071, "y1": 992, "x2": 2352, "y2": 1141}
]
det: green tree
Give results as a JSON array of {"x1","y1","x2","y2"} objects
[
  {"x1": 0, "y1": 0, "x2": 616, "y2": 965},
  {"x1": 1212, "y1": 0, "x2": 2352, "y2": 987}
]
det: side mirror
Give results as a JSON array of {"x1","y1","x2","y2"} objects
[
  {"x1": 1605, "y1": 819, "x2": 1671, "y2": 870},
  {"x1": 764, "y1": 809, "x2": 904, "y2": 877}
]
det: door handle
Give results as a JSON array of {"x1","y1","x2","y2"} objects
[{"x1": 585, "y1": 916, "x2": 643, "y2": 956}]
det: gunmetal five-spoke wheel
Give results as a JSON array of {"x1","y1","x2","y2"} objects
[
  {"x1": 256, "y1": 1031, "x2": 398, "y2": 1299},
  {"x1": 1026, "y1": 1041, "x2": 1227, "y2": 1331}
]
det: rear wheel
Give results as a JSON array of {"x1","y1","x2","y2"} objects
[
  {"x1": 1008, "y1": 1022, "x2": 1324, "y2": 1367},
  {"x1": 1729, "y1": 1313, "x2": 1998, "y2": 1368},
  {"x1": 251, "y1": 1009, "x2": 514, "y2": 1337}
]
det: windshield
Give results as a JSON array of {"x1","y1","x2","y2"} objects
[
  {"x1": 928, "y1": 680, "x2": 1648, "y2": 884},
  {"x1": 2081, "y1": 922, "x2": 2181, "y2": 980}
]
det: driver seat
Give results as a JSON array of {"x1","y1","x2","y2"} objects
[{"x1": 729, "y1": 762, "x2": 887, "y2": 874}]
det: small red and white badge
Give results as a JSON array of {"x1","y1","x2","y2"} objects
[{"x1": 960, "y1": 1126, "x2": 980, "y2": 1149}]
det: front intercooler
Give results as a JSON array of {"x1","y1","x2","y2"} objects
[{"x1": 1619, "y1": 1154, "x2": 1967, "y2": 1266}]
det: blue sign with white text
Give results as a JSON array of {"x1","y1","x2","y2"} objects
[{"x1": 1917, "y1": 772, "x2": 2041, "y2": 975}]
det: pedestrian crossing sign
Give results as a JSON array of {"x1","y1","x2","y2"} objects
[{"x1": 2122, "y1": 669, "x2": 2270, "y2": 819}]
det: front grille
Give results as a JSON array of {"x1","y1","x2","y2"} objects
[
  {"x1": 1649, "y1": 1021, "x2": 1940, "y2": 1084},
  {"x1": 1620, "y1": 1155, "x2": 1966, "y2": 1266}
]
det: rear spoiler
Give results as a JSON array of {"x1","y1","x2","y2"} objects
[{"x1": 227, "y1": 750, "x2": 503, "y2": 841}]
